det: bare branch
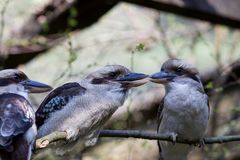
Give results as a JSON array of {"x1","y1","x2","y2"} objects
[
  {"x1": 100, "y1": 130, "x2": 240, "y2": 144},
  {"x1": 155, "y1": 14, "x2": 176, "y2": 58},
  {"x1": 35, "y1": 129, "x2": 240, "y2": 150},
  {"x1": 36, "y1": 131, "x2": 67, "y2": 149},
  {"x1": 0, "y1": 0, "x2": 10, "y2": 47},
  {"x1": 0, "y1": 0, "x2": 10, "y2": 66}
]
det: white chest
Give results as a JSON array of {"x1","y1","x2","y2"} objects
[{"x1": 160, "y1": 83, "x2": 209, "y2": 139}]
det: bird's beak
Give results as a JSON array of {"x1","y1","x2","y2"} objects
[
  {"x1": 150, "y1": 71, "x2": 177, "y2": 83},
  {"x1": 20, "y1": 79, "x2": 52, "y2": 93},
  {"x1": 115, "y1": 72, "x2": 148, "y2": 88}
]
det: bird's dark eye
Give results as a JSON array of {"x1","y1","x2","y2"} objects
[
  {"x1": 13, "y1": 74, "x2": 21, "y2": 81},
  {"x1": 176, "y1": 67, "x2": 183, "y2": 73},
  {"x1": 109, "y1": 72, "x2": 118, "y2": 78}
]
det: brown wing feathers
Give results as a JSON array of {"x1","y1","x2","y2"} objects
[
  {"x1": 0, "y1": 93, "x2": 34, "y2": 160},
  {"x1": 36, "y1": 82, "x2": 86, "y2": 128}
]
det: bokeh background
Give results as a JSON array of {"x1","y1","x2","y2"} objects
[{"x1": 1, "y1": 0, "x2": 240, "y2": 159}]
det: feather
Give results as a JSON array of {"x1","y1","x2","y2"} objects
[
  {"x1": 157, "y1": 98, "x2": 164, "y2": 158},
  {"x1": 0, "y1": 93, "x2": 35, "y2": 160},
  {"x1": 36, "y1": 82, "x2": 86, "y2": 128}
]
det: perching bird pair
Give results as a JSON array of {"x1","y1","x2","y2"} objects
[{"x1": 0, "y1": 58, "x2": 209, "y2": 160}]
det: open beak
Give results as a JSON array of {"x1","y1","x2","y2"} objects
[
  {"x1": 115, "y1": 72, "x2": 148, "y2": 88},
  {"x1": 20, "y1": 79, "x2": 52, "y2": 93},
  {"x1": 150, "y1": 71, "x2": 177, "y2": 83}
]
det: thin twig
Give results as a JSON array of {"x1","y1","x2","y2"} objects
[
  {"x1": 0, "y1": 0, "x2": 10, "y2": 46},
  {"x1": 35, "y1": 129, "x2": 240, "y2": 150},
  {"x1": 156, "y1": 14, "x2": 176, "y2": 58}
]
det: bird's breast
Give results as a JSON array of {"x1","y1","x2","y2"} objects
[{"x1": 162, "y1": 88, "x2": 209, "y2": 139}]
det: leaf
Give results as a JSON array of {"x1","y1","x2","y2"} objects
[
  {"x1": 205, "y1": 81, "x2": 213, "y2": 89},
  {"x1": 135, "y1": 43, "x2": 145, "y2": 52}
]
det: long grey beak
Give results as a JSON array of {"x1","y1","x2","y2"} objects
[
  {"x1": 115, "y1": 72, "x2": 148, "y2": 87},
  {"x1": 20, "y1": 80, "x2": 52, "y2": 93},
  {"x1": 150, "y1": 71, "x2": 177, "y2": 83}
]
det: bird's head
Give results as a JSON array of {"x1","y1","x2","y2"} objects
[
  {"x1": 150, "y1": 59, "x2": 201, "y2": 84},
  {"x1": 84, "y1": 65, "x2": 148, "y2": 92},
  {"x1": 0, "y1": 69, "x2": 52, "y2": 95}
]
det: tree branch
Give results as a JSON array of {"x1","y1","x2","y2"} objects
[
  {"x1": 100, "y1": 130, "x2": 240, "y2": 144},
  {"x1": 35, "y1": 129, "x2": 240, "y2": 150},
  {"x1": 36, "y1": 131, "x2": 67, "y2": 149}
]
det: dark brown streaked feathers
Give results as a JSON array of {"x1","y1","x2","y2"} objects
[
  {"x1": 160, "y1": 58, "x2": 201, "y2": 83},
  {"x1": 0, "y1": 70, "x2": 28, "y2": 86},
  {"x1": 207, "y1": 97, "x2": 210, "y2": 120},
  {"x1": 87, "y1": 65, "x2": 130, "y2": 84},
  {"x1": 161, "y1": 58, "x2": 199, "y2": 75},
  {"x1": 0, "y1": 136, "x2": 30, "y2": 160},
  {"x1": 0, "y1": 93, "x2": 34, "y2": 160},
  {"x1": 36, "y1": 82, "x2": 86, "y2": 128},
  {"x1": 157, "y1": 98, "x2": 164, "y2": 158},
  {"x1": 0, "y1": 93, "x2": 33, "y2": 150}
]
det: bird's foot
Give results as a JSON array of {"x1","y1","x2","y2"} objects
[
  {"x1": 64, "y1": 128, "x2": 79, "y2": 142},
  {"x1": 84, "y1": 137, "x2": 98, "y2": 147},
  {"x1": 198, "y1": 138, "x2": 205, "y2": 148},
  {"x1": 193, "y1": 138, "x2": 205, "y2": 148},
  {"x1": 169, "y1": 133, "x2": 178, "y2": 145}
]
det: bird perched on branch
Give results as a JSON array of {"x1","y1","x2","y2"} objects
[
  {"x1": 150, "y1": 59, "x2": 209, "y2": 160},
  {"x1": 0, "y1": 69, "x2": 52, "y2": 160},
  {"x1": 36, "y1": 65, "x2": 148, "y2": 146}
]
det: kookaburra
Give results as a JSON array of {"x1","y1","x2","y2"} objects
[
  {"x1": 0, "y1": 69, "x2": 52, "y2": 160},
  {"x1": 36, "y1": 65, "x2": 148, "y2": 146},
  {"x1": 150, "y1": 59, "x2": 209, "y2": 160}
]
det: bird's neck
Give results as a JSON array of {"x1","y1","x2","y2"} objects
[
  {"x1": 0, "y1": 85, "x2": 29, "y2": 99},
  {"x1": 166, "y1": 78, "x2": 204, "y2": 93}
]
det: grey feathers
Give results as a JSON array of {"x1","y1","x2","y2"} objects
[{"x1": 154, "y1": 59, "x2": 209, "y2": 160}]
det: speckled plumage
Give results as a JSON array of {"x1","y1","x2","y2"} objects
[{"x1": 36, "y1": 82, "x2": 85, "y2": 127}]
